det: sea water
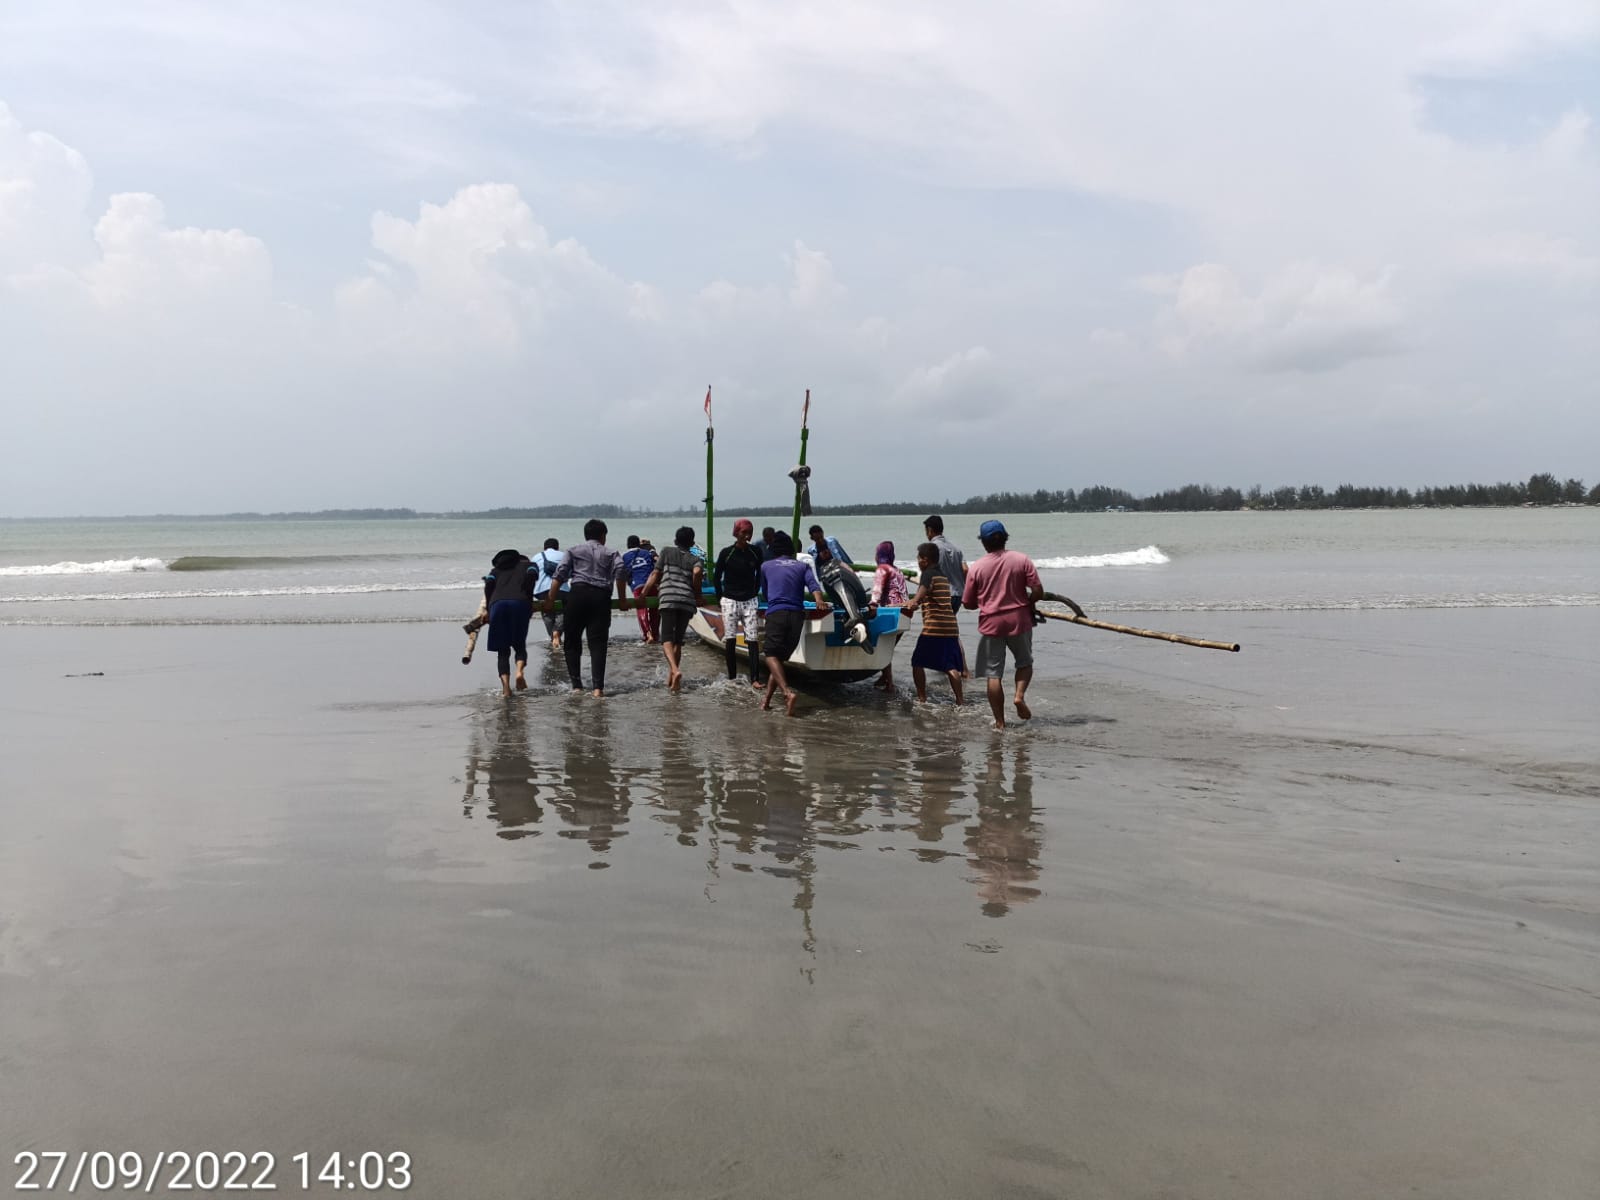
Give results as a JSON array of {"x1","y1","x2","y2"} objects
[
  {"x1": 3, "y1": 508, "x2": 1598, "y2": 1197},
  {"x1": 4, "y1": 507, "x2": 1597, "y2": 623}
]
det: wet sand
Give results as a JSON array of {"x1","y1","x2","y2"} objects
[{"x1": 2, "y1": 613, "x2": 1597, "y2": 1198}]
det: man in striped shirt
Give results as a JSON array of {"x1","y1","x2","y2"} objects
[{"x1": 900, "y1": 542, "x2": 966, "y2": 705}]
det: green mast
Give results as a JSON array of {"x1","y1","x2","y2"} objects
[
  {"x1": 703, "y1": 386, "x2": 714, "y2": 557},
  {"x1": 790, "y1": 388, "x2": 810, "y2": 543}
]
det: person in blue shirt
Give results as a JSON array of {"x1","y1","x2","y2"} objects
[
  {"x1": 758, "y1": 531, "x2": 831, "y2": 717},
  {"x1": 530, "y1": 537, "x2": 570, "y2": 650},
  {"x1": 621, "y1": 535, "x2": 659, "y2": 644},
  {"x1": 807, "y1": 524, "x2": 853, "y2": 566}
]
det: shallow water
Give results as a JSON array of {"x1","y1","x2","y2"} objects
[{"x1": 2, "y1": 608, "x2": 1597, "y2": 1197}]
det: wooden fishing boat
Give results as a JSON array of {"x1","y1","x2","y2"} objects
[
  {"x1": 687, "y1": 388, "x2": 908, "y2": 682},
  {"x1": 688, "y1": 599, "x2": 906, "y2": 683}
]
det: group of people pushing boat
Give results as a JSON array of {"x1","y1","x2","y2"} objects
[{"x1": 469, "y1": 514, "x2": 1049, "y2": 729}]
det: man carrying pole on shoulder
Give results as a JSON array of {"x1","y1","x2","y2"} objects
[{"x1": 962, "y1": 520, "x2": 1043, "y2": 730}]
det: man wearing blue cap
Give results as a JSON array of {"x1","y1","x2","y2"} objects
[{"x1": 961, "y1": 519, "x2": 1044, "y2": 729}]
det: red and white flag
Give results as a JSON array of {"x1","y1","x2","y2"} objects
[{"x1": 704, "y1": 386, "x2": 712, "y2": 423}]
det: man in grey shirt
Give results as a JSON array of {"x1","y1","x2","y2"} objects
[
  {"x1": 923, "y1": 514, "x2": 967, "y2": 612},
  {"x1": 924, "y1": 513, "x2": 970, "y2": 677},
  {"x1": 549, "y1": 518, "x2": 631, "y2": 697}
]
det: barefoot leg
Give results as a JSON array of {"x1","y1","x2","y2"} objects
[
  {"x1": 762, "y1": 655, "x2": 788, "y2": 711},
  {"x1": 986, "y1": 678, "x2": 1006, "y2": 729},
  {"x1": 1014, "y1": 664, "x2": 1033, "y2": 720}
]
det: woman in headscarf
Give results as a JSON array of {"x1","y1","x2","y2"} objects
[{"x1": 870, "y1": 541, "x2": 908, "y2": 691}]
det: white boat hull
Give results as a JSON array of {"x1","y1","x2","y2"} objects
[{"x1": 689, "y1": 606, "x2": 905, "y2": 682}]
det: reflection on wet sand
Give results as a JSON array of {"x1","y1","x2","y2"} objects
[
  {"x1": 546, "y1": 702, "x2": 632, "y2": 865},
  {"x1": 461, "y1": 706, "x2": 543, "y2": 838},
  {"x1": 460, "y1": 692, "x2": 1048, "y2": 932},
  {"x1": 966, "y1": 742, "x2": 1042, "y2": 916}
]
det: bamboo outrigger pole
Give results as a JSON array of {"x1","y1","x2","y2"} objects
[
  {"x1": 1038, "y1": 592, "x2": 1240, "y2": 652},
  {"x1": 790, "y1": 388, "x2": 810, "y2": 543}
]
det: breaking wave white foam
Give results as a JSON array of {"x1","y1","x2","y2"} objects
[
  {"x1": 1035, "y1": 546, "x2": 1169, "y2": 569},
  {"x1": 0, "y1": 557, "x2": 167, "y2": 577},
  {"x1": 0, "y1": 581, "x2": 478, "y2": 603}
]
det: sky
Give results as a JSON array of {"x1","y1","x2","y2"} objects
[{"x1": 1, "y1": 1, "x2": 1597, "y2": 517}]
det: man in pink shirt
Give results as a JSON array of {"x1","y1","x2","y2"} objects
[{"x1": 961, "y1": 520, "x2": 1044, "y2": 729}]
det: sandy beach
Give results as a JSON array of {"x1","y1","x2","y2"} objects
[{"x1": 3, "y1": 610, "x2": 1596, "y2": 1198}]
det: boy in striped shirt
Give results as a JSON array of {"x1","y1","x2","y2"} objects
[{"x1": 900, "y1": 542, "x2": 966, "y2": 705}]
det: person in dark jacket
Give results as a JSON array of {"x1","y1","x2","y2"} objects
[
  {"x1": 713, "y1": 518, "x2": 765, "y2": 686},
  {"x1": 484, "y1": 549, "x2": 536, "y2": 696}
]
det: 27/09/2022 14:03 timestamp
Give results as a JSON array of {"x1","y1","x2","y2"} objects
[{"x1": 12, "y1": 1150, "x2": 412, "y2": 1192}]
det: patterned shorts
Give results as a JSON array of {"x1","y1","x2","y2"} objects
[{"x1": 720, "y1": 597, "x2": 762, "y2": 639}]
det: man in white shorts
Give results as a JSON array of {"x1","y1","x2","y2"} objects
[{"x1": 713, "y1": 518, "x2": 765, "y2": 686}]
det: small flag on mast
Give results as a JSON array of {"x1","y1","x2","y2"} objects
[
  {"x1": 704, "y1": 386, "x2": 712, "y2": 423},
  {"x1": 801, "y1": 388, "x2": 809, "y2": 426}
]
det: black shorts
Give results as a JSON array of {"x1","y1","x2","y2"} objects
[
  {"x1": 659, "y1": 606, "x2": 692, "y2": 646},
  {"x1": 763, "y1": 609, "x2": 804, "y2": 660}
]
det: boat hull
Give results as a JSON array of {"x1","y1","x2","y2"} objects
[{"x1": 690, "y1": 604, "x2": 905, "y2": 683}]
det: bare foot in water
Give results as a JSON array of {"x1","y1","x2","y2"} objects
[
  {"x1": 784, "y1": 690, "x2": 798, "y2": 717},
  {"x1": 592, "y1": 688, "x2": 605, "y2": 699},
  {"x1": 515, "y1": 676, "x2": 528, "y2": 691},
  {"x1": 1015, "y1": 698, "x2": 1031, "y2": 720},
  {"x1": 667, "y1": 670, "x2": 681, "y2": 692}
]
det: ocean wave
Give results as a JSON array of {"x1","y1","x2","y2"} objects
[
  {"x1": 0, "y1": 552, "x2": 454, "y2": 577},
  {"x1": 1, "y1": 616, "x2": 460, "y2": 628},
  {"x1": 0, "y1": 557, "x2": 167, "y2": 577},
  {"x1": 166, "y1": 553, "x2": 415, "y2": 570},
  {"x1": 1036, "y1": 546, "x2": 1170, "y2": 569},
  {"x1": 0, "y1": 581, "x2": 479, "y2": 604}
]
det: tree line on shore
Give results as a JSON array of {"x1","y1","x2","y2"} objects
[
  {"x1": 24, "y1": 473, "x2": 1593, "y2": 522},
  {"x1": 939, "y1": 472, "x2": 1596, "y2": 514},
  {"x1": 655, "y1": 472, "x2": 1596, "y2": 516}
]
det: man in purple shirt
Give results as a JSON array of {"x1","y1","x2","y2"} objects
[
  {"x1": 757, "y1": 531, "x2": 830, "y2": 717},
  {"x1": 548, "y1": 518, "x2": 631, "y2": 697}
]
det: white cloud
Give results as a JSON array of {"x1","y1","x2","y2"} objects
[
  {"x1": 786, "y1": 241, "x2": 843, "y2": 310},
  {"x1": 0, "y1": 100, "x2": 92, "y2": 272},
  {"x1": 891, "y1": 346, "x2": 999, "y2": 420},
  {"x1": 0, "y1": 0, "x2": 1597, "y2": 513},
  {"x1": 337, "y1": 182, "x2": 658, "y2": 355},
  {"x1": 1156, "y1": 263, "x2": 1406, "y2": 373},
  {"x1": 1464, "y1": 231, "x2": 1600, "y2": 283}
]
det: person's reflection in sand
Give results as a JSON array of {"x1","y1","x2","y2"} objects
[
  {"x1": 965, "y1": 741, "x2": 1042, "y2": 917},
  {"x1": 904, "y1": 734, "x2": 969, "y2": 862},
  {"x1": 713, "y1": 735, "x2": 821, "y2": 953},
  {"x1": 651, "y1": 702, "x2": 711, "y2": 848},
  {"x1": 462, "y1": 706, "x2": 545, "y2": 839},
  {"x1": 547, "y1": 701, "x2": 631, "y2": 867}
]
